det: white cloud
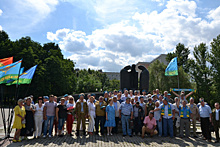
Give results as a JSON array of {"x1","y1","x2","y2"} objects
[
  {"x1": 0, "y1": 25, "x2": 2, "y2": 31},
  {"x1": 47, "y1": 0, "x2": 220, "y2": 72},
  {"x1": 0, "y1": 9, "x2": 3, "y2": 16},
  {"x1": 4, "y1": 0, "x2": 59, "y2": 33}
]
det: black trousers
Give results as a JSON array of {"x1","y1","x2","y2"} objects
[
  {"x1": 133, "y1": 117, "x2": 142, "y2": 134},
  {"x1": 112, "y1": 117, "x2": 119, "y2": 134},
  {"x1": 214, "y1": 121, "x2": 219, "y2": 141},
  {"x1": 95, "y1": 116, "x2": 105, "y2": 134},
  {"x1": 201, "y1": 117, "x2": 211, "y2": 140}
]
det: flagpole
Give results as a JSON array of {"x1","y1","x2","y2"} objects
[{"x1": 6, "y1": 63, "x2": 22, "y2": 139}]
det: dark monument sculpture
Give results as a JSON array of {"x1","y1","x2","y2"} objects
[{"x1": 120, "y1": 64, "x2": 149, "y2": 92}]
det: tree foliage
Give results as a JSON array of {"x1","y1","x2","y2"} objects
[
  {"x1": 166, "y1": 43, "x2": 190, "y2": 73},
  {"x1": 148, "y1": 60, "x2": 192, "y2": 93}
]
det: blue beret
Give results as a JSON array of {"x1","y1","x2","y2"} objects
[
  {"x1": 91, "y1": 93, "x2": 96, "y2": 96},
  {"x1": 43, "y1": 96, "x2": 49, "y2": 99},
  {"x1": 151, "y1": 95, "x2": 156, "y2": 98},
  {"x1": 163, "y1": 97, "x2": 168, "y2": 101},
  {"x1": 123, "y1": 88, "x2": 127, "y2": 91},
  {"x1": 142, "y1": 90, "x2": 146, "y2": 92},
  {"x1": 64, "y1": 94, "x2": 68, "y2": 97},
  {"x1": 168, "y1": 93, "x2": 171, "y2": 96},
  {"x1": 118, "y1": 89, "x2": 122, "y2": 92},
  {"x1": 103, "y1": 91, "x2": 108, "y2": 95}
]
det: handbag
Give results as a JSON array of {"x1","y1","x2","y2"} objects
[
  {"x1": 209, "y1": 123, "x2": 215, "y2": 132},
  {"x1": 22, "y1": 119, "x2": 26, "y2": 124}
]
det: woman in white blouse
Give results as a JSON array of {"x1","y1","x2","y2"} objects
[
  {"x1": 34, "y1": 97, "x2": 44, "y2": 138},
  {"x1": 88, "y1": 96, "x2": 96, "y2": 135}
]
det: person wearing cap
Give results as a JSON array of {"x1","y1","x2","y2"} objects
[
  {"x1": 152, "y1": 95, "x2": 158, "y2": 103},
  {"x1": 113, "y1": 90, "x2": 118, "y2": 98},
  {"x1": 66, "y1": 95, "x2": 76, "y2": 136},
  {"x1": 121, "y1": 90, "x2": 129, "y2": 102},
  {"x1": 112, "y1": 96, "x2": 121, "y2": 134},
  {"x1": 75, "y1": 93, "x2": 88, "y2": 136},
  {"x1": 198, "y1": 98, "x2": 212, "y2": 142},
  {"x1": 56, "y1": 98, "x2": 68, "y2": 137},
  {"x1": 103, "y1": 91, "x2": 110, "y2": 105},
  {"x1": 145, "y1": 97, "x2": 155, "y2": 116},
  {"x1": 88, "y1": 96, "x2": 96, "y2": 135},
  {"x1": 95, "y1": 96, "x2": 107, "y2": 135},
  {"x1": 154, "y1": 97, "x2": 175, "y2": 137},
  {"x1": 43, "y1": 96, "x2": 49, "y2": 103},
  {"x1": 142, "y1": 111, "x2": 158, "y2": 138},
  {"x1": 154, "y1": 101, "x2": 162, "y2": 137},
  {"x1": 177, "y1": 99, "x2": 192, "y2": 138},
  {"x1": 63, "y1": 94, "x2": 69, "y2": 105},
  {"x1": 212, "y1": 102, "x2": 220, "y2": 143},
  {"x1": 187, "y1": 97, "x2": 199, "y2": 137},
  {"x1": 141, "y1": 90, "x2": 147, "y2": 102},
  {"x1": 43, "y1": 94, "x2": 57, "y2": 138},
  {"x1": 133, "y1": 101, "x2": 144, "y2": 136},
  {"x1": 167, "y1": 93, "x2": 174, "y2": 103},
  {"x1": 34, "y1": 97, "x2": 44, "y2": 138},
  {"x1": 119, "y1": 97, "x2": 133, "y2": 137}
]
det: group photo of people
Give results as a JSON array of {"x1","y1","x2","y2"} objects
[{"x1": 11, "y1": 88, "x2": 220, "y2": 144}]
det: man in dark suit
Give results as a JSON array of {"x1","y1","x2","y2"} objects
[{"x1": 212, "y1": 102, "x2": 220, "y2": 143}]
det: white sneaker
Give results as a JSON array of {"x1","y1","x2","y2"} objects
[
  {"x1": 43, "y1": 135, "x2": 46, "y2": 138},
  {"x1": 107, "y1": 133, "x2": 109, "y2": 136},
  {"x1": 110, "y1": 133, "x2": 113, "y2": 136},
  {"x1": 49, "y1": 135, "x2": 52, "y2": 138}
]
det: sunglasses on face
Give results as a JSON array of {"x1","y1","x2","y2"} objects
[{"x1": 69, "y1": 99, "x2": 73, "y2": 100}]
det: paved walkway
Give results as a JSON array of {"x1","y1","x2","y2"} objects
[{"x1": 2, "y1": 130, "x2": 219, "y2": 147}]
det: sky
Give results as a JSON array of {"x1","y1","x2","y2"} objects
[{"x1": 0, "y1": 0, "x2": 220, "y2": 72}]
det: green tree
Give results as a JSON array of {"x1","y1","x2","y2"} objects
[
  {"x1": 209, "y1": 34, "x2": 220, "y2": 104},
  {"x1": 189, "y1": 43, "x2": 212, "y2": 103},
  {"x1": 149, "y1": 60, "x2": 192, "y2": 93}
]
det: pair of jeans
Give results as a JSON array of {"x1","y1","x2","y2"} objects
[
  {"x1": 95, "y1": 116, "x2": 105, "y2": 134},
  {"x1": 121, "y1": 114, "x2": 131, "y2": 136},
  {"x1": 156, "y1": 120, "x2": 162, "y2": 136},
  {"x1": 43, "y1": 115, "x2": 54, "y2": 136},
  {"x1": 58, "y1": 118, "x2": 66, "y2": 130},
  {"x1": 163, "y1": 118, "x2": 173, "y2": 137}
]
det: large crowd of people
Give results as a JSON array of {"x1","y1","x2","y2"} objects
[{"x1": 12, "y1": 89, "x2": 219, "y2": 144}]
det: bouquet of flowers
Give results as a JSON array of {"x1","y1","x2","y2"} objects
[{"x1": 67, "y1": 106, "x2": 75, "y2": 116}]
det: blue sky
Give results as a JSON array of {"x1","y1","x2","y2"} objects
[{"x1": 0, "y1": 0, "x2": 220, "y2": 72}]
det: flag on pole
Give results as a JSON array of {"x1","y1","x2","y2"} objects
[
  {"x1": 0, "y1": 60, "x2": 22, "y2": 84},
  {"x1": 6, "y1": 65, "x2": 37, "y2": 86},
  {"x1": 0, "y1": 57, "x2": 13, "y2": 67},
  {"x1": 20, "y1": 67, "x2": 24, "y2": 75},
  {"x1": 165, "y1": 57, "x2": 178, "y2": 76}
]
